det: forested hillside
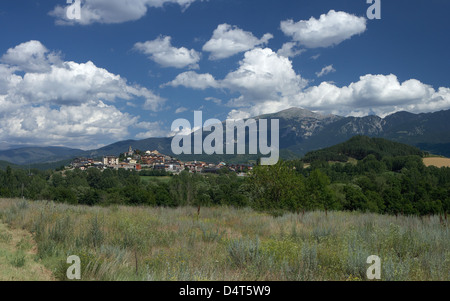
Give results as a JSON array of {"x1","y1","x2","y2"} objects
[{"x1": 302, "y1": 135, "x2": 426, "y2": 163}]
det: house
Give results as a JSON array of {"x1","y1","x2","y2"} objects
[
  {"x1": 228, "y1": 164, "x2": 253, "y2": 172},
  {"x1": 72, "y1": 157, "x2": 95, "y2": 169},
  {"x1": 154, "y1": 163, "x2": 165, "y2": 170},
  {"x1": 141, "y1": 156, "x2": 152, "y2": 165},
  {"x1": 103, "y1": 156, "x2": 119, "y2": 166},
  {"x1": 166, "y1": 162, "x2": 183, "y2": 173},
  {"x1": 118, "y1": 162, "x2": 136, "y2": 170}
]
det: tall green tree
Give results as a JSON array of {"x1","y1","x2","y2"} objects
[
  {"x1": 247, "y1": 161, "x2": 306, "y2": 213},
  {"x1": 306, "y1": 169, "x2": 335, "y2": 215}
]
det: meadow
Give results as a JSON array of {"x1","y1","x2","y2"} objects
[
  {"x1": 0, "y1": 220, "x2": 53, "y2": 280},
  {"x1": 423, "y1": 157, "x2": 450, "y2": 168},
  {"x1": 0, "y1": 198, "x2": 448, "y2": 281}
]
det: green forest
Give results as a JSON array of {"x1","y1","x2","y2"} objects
[{"x1": 0, "y1": 136, "x2": 449, "y2": 217}]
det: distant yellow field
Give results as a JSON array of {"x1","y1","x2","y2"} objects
[{"x1": 423, "y1": 157, "x2": 450, "y2": 168}]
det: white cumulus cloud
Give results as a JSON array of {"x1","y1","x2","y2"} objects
[
  {"x1": 167, "y1": 46, "x2": 450, "y2": 119},
  {"x1": 221, "y1": 48, "x2": 308, "y2": 102},
  {"x1": 165, "y1": 48, "x2": 307, "y2": 105},
  {"x1": 163, "y1": 71, "x2": 218, "y2": 89},
  {"x1": 0, "y1": 101, "x2": 139, "y2": 149},
  {"x1": 227, "y1": 74, "x2": 450, "y2": 119},
  {"x1": 203, "y1": 24, "x2": 273, "y2": 60},
  {"x1": 0, "y1": 40, "x2": 166, "y2": 149},
  {"x1": 0, "y1": 64, "x2": 21, "y2": 94},
  {"x1": 50, "y1": 0, "x2": 202, "y2": 25},
  {"x1": 134, "y1": 36, "x2": 201, "y2": 69},
  {"x1": 281, "y1": 10, "x2": 367, "y2": 48},
  {"x1": 1, "y1": 40, "x2": 62, "y2": 73}
]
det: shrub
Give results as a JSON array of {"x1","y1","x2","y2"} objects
[{"x1": 227, "y1": 237, "x2": 262, "y2": 268}]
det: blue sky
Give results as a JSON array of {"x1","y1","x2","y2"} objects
[{"x1": 0, "y1": 0, "x2": 449, "y2": 150}]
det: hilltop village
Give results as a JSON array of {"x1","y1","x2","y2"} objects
[{"x1": 70, "y1": 146, "x2": 253, "y2": 175}]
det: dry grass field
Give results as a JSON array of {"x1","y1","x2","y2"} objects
[
  {"x1": 423, "y1": 157, "x2": 450, "y2": 168},
  {"x1": 0, "y1": 198, "x2": 448, "y2": 281}
]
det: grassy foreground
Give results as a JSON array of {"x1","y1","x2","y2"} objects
[
  {"x1": 0, "y1": 221, "x2": 53, "y2": 280},
  {"x1": 0, "y1": 198, "x2": 448, "y2": 281}
]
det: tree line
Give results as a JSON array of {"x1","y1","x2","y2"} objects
[
  {"x1": 249, "y1": 155, "x2": 449, "y2": 217},
  {"x1": 0, "y1": 142, "x2": 449, "y2": 217}
]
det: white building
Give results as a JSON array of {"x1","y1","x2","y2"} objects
[{"x1": 103, "y1": 156, "x2": 119, "y2": 166}]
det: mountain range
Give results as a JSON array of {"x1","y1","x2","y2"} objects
[{"x1": 1, "y1": 107, "x2": 450, "y2": 168}]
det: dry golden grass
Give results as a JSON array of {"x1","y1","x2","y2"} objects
[
  {"x1": 0, "y1": 199, "x2": 448, "y2": 281},
  {"x1": 423, "y1": 157, "x2": 450, "y2": 168}
]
